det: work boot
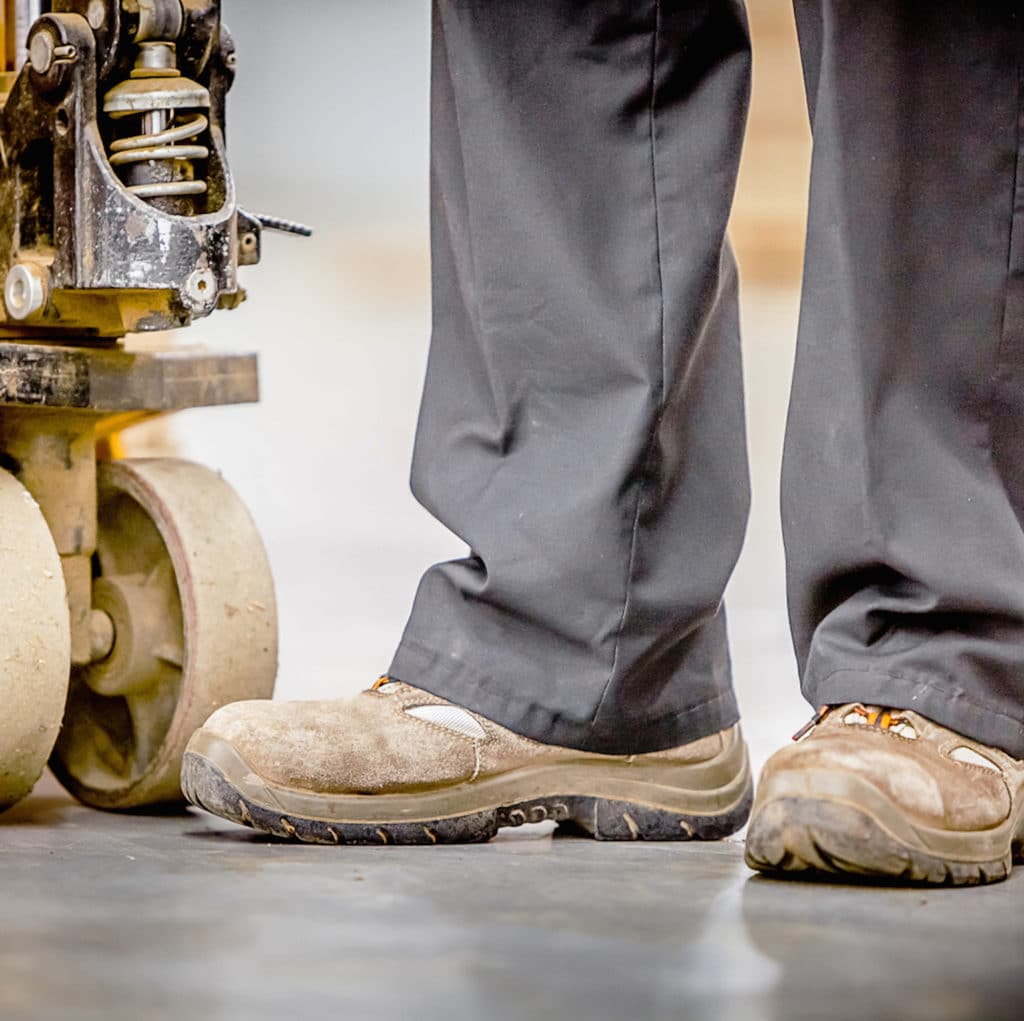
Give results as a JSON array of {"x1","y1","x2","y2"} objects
[
  {"x1": 745, "y1": 704, "x2": 1024, "y2": 885},
  {"x1": 181, "y1": 680, "x2": 752, "y2": 845}
]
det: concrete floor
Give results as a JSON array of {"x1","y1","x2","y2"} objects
[
  {"x1": 2, "y1": 241, "x2": 1023, "y2": 1018},
  {"x1": 2, "y1": 776, "x2": 1021, "y2": 1021}
]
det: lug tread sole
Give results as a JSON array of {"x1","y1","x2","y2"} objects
[
  {"x1": 745, "y1": 796, "x2": 1021, "y2": 887},
  {"x1": 181, "y1": 751, "x2": 753, "y2": 845}
]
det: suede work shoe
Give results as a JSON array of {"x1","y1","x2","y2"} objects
[
  {"x1": 745, "y1": 704, "x2": 1024, "y2": 886},
  {"x1": 181, "y1": 680, "x2": 753, "y2": 845}
]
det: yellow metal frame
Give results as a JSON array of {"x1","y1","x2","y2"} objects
[{"x1": 95, "y1": 411, "x2": 165, "y2": 461}]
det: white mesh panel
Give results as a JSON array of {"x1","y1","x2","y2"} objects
[
  {"x1": 950, "y1": 746, "x2": 999, "y2": 772},
  {"x1": 405, "y1": 705, "x2": 488, "y2": 740}
]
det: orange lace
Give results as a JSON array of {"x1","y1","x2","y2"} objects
[
  {"x1": 846, "y1": 705, "x2": 908, "y2": 732},
  {"x1": 792, "y1": 704, "x2": 909, "y2": 742}
]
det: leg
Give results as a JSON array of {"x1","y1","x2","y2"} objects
[
  {"x1": 181, "y1": 0, "x2": 759, "y2": 844},
  {"x1": 391, "y1": 0, "x2": 752, "y2": 754},
  {"x1": 747, "y1": 1, "x2": 1024, "y2": 884},
  {"x1": 786, "y1": 0, "x2": 1024, "y2": 757}
]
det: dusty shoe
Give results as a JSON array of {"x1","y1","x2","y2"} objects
[
  {"x1": 181, "y1": 680, "x2": 752, "y2": 845},
  {"x1": 745, "y1": 704, "x2": 1024, "y2": 886}
]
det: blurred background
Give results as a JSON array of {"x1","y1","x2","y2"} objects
[{"x1": 160, "y1": 1, "x2": 813, "y2": 772}]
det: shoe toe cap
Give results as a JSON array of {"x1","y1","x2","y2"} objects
[{"x1": 760, "y1": 731, "x2": 1010, "y2": 832}]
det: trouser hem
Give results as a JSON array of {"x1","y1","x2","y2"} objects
[
  {"x1": 806, "y1": 669, "x2": 1024, "y2": 759},
  {"x1": 389, "y1": 637, "x2": 741, "y2": 756}
]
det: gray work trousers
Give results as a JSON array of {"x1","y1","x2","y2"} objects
[{"x1": 390, "y1": 1, "x2": 1024, "y2": 759}]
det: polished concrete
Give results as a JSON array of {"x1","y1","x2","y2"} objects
[{"x1": 1, "y1": 775, "x2": 1021, "y2": 1021}]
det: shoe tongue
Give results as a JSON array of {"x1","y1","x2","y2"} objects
[
  {"x1": 835, "y1": 702, "x2": 891, "y2": 719},
  {"x1": 837, "y1": 704, "x2": 920, "y2": 738}
]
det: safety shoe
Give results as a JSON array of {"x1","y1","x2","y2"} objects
[
  {"x1": 745, "y1": 704, "x2": 1024, "y2": 886},
  {"x1": 181, "y1": 680, "x2": 752, "y2": 845}
]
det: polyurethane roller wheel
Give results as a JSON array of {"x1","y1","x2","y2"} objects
[
  {"x1": 50, "y1": 458, "x2": 278, "y2": 810},
  {"x1": 0, "y1": 469, "x2": 71, "y2": 813}
]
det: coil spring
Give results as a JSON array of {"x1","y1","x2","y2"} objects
[{"x1": 108, "y1": 114, "x2": 209, "y2": 201}]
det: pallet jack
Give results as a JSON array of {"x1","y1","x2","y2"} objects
[{"x1": 0, "y1": 1, "x2": 302, "y2": 813}]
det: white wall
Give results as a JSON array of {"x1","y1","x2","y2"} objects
[{"x1": 223, "y1": 0, "x2": 430, "y2": 231}]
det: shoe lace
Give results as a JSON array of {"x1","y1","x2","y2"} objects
[
  {"x1": 792, "y1": 706, "x2": 829, "y2": 741},
  {"x1": 792, "y1": 704, "x2": 918, "y2": 742}
]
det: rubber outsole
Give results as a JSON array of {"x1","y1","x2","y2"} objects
[
  {"x1": 745, "y1": 796, "x2": 1024, "y2": 887},
  {"x1": 181, "y1": 750, "x2": 754, "y2": 845}
]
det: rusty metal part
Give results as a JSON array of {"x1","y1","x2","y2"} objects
[
  {"x1": 0, "y1": 1, "x2": 288, "y2": 815},
  {"x1": 251, "y1": 213, "x2": 314, "y2": 238},
  {"x1": 0, "y1": 341, "x2": 259, "y2": 410},
  {"x1": 0, "y1": 2, "x2": 309, "y2": 335},
  {"x1": 105, "y1": 63, "x2": 209, "y2": 115},
  {"x1": 49, "y1": 2, "x2": 214, "y2": 85},
  {"x1": 50, "y1": 457, "x2": 278, "y2": 809},
  {"x1": 130, "y1": 0, "x2": 184, "y2": 44},
  {"x1": 103, "y1": 39, "x2": 212, "y2": 214},
  {"x1": 28, "y1": 29, "x2": 77, "y2": 75},
  {"x1": 0, "y1": 2, "x2": 255, "y2": 336}
]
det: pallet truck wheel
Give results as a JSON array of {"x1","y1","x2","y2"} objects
[
  {"x1": 50, "y1": 459, "x2": 278, "y2": 810},
  {"x1": 0, "y1": 470, "x2": 72, "y2": 814}
]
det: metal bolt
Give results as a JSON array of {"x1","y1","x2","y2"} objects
[
  {"x1": 136, "y1": 40, "x2": 177, "y2": 73},
  {"x1": 87, "y1": 0, "x2": 106, "y2": 30},
  {"x1": 28, "y1": 32, "x2": 52, "y2": 73},
  {"x1": 89, "y1": 609, "x2": 116, "y2": 663},
  {"x1": 184, "y1": 268, "x2": 217, "y2": 309},
  {"x1": 28, "y1": 32, "x2": 78, "y2": 75},
  {"x1": 4, "y1": 263, "x2": 48, "y2": 321}
]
